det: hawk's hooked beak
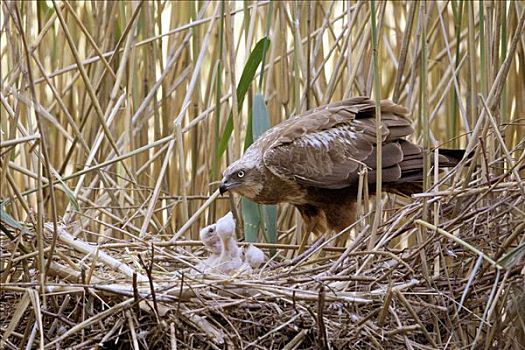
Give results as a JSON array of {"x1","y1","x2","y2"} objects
[{"x1": 219, "y1": 179, "x2": 229, "y2": 195}]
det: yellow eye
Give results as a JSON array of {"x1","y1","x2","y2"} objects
[{"x1": 237, "y1": 170, "x2": 245, "y2": 178}]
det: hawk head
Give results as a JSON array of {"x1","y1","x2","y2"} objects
[{"x1": 219, "y1": 156, "x2": 264, "y2": 199}]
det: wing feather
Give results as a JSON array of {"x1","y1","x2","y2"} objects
[{"x1": 261, "y1": 97, "x2": 416, "y2": 189}]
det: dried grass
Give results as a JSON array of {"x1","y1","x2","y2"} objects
[{"x1": 1, "y1": 181, "x2": 524, "y2": 349}]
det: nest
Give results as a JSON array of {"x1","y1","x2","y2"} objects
[{"x1": 1, "y1": 178, "x2": 524, "y2": 350}]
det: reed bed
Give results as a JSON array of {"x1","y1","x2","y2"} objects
[{"x1": 1, "y1": 1, "x2": 524, "y2": 349}]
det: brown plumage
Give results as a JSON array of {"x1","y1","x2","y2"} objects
[{"x1": 219, "y1": 97, "x2": 464, "y2": 234}]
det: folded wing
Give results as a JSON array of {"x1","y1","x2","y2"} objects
[{"x1": 263, "y1": 98, "x2": 418, "y2": 189}]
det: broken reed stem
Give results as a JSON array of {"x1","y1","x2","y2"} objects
[
  {"x1": 171, "y1": 190, "x2": 221, "y2": 242},
  {"x1": 415, "y1": 219, "x2": 502, "y2": 269},
  {"x1": 369, "y1": 0, "x2": 382, "y2": 251},
  {"x1": 417, "y1": 0, "x2": 430, "y2": 279}
]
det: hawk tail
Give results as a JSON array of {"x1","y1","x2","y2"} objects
[
  {"x1": 384, "y1": 148, "x2": 468, "y2": 197},
  {"x1": 437, "y1": 148, "x2": 467, "y2": 167}
]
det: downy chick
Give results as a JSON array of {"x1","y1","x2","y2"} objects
[
  {"x1": 215, "y1": 212, "x2": 249, "y2": 273},
  {"x1": 196, "y1": 224, "x2": 222, "y2": 273},
  {"x1": 244, "y1": 244, "x2": 265, "y2": 269}
]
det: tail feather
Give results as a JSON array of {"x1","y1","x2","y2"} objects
[
  {"x1": 383, "y1": 148, "x2": 467, "y2": 197},
  {"x1": 438, "y1": 148, "x2": 467, "y2": 166},
  {"x1": 384, "y1": 182, "x2": 423, "y2": 197}
]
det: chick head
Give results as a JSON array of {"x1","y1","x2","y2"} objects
[
  {"x1": 216, "y1": 211, "x2": 236, "y2": 238},
  {"x1": 199, "y1": 224, "x2": 221, "y2": 255},
  {"x1": 244, "y1": 244, "x2": 265, "y2": 269}
]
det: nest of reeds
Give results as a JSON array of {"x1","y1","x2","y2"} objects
[{"x1": 2, "y1": 167, "x2": 524, "y2": 349}]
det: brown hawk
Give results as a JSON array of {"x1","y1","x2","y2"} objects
[{"x1": 219, "y1": 97, "x2": 463, "y2": 235}]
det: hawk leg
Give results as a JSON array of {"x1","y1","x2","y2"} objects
[
  {"x1": 296, "y1": 205, "x2": 327, "y2": 253},
  {"x1": 296, "y1": 201, "x2": 357, "y2": 251},
  {"x1": 323, "y1": 201, "x2": 357, "y2": 247}
]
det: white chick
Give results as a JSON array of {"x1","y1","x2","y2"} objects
[
  {"x1": 200, "y1": 224, "x2": 221, "y2": 255},
  {"x1": 215, "y1": 212, "x2": 244, "y2": 273},
  {"x1": 244, "y1": 244, "x2": 265, "y2": 269},
  {"x1": 196, "y1": 224, "x2": 222, "y2": 273}
]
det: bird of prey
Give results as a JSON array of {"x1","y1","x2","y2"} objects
[{"x1": 219, "y1": 97, "x2": 463, "y2": 235}]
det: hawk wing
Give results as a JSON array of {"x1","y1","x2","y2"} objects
[{"x1": 262, "y1": 97, "x2": 419, "y2": 189}]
